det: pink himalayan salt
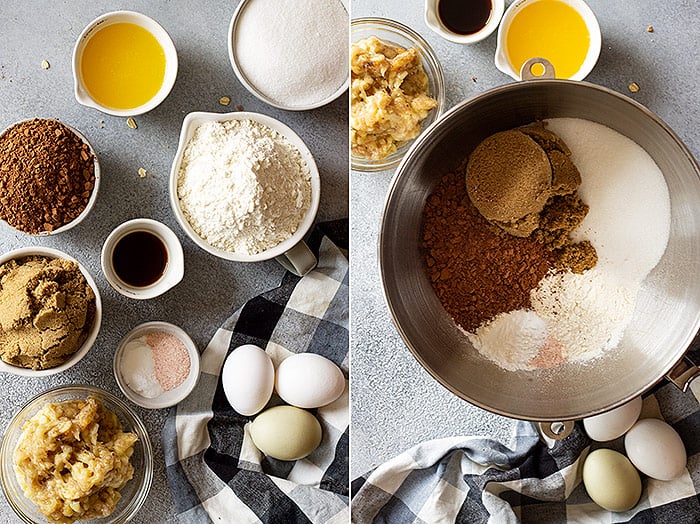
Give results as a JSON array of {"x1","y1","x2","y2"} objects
[
  {"x1": 529, "y1": 335, "x2": 567, "y2": 369},
  {"x1": 145, "y1": 331, "x2": 191, "y2": 391}
]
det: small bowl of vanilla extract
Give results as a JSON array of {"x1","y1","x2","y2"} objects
[
  {"x1": 101, "y1": 218, "x2": 184, "y2": 300},
  {"x1": 425, "y1": 0, "x2": 504, "y2": 44}
]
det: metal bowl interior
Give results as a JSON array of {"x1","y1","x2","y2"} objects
[{"x1": 380, "y1": 80, "x2": 700, "y2": 422}]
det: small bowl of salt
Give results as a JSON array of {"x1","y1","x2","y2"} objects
[
  {"x1": 228, "y1": 0, "x2": 349, "y2": 110},
  {"x1": 114, "y1": 321, "x2": 200, "y2": 409}
]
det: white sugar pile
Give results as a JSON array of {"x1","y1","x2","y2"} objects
[
  {"x1": 234, "y1": 0, "x2": 348, "y2": 108},
  {"x1": 473, "y1": 118, "x2": 671, "y2": 371},
  {"x1": 546, "y1": 118, "x2": 671, "y2": 284}
]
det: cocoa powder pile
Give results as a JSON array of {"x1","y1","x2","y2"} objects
[
  {"x1": 0, "y1": 119, "x2": 95, "y2": 234},
  {"x1": 423, "y1": 170, "x2": 555, "y2": 332}
]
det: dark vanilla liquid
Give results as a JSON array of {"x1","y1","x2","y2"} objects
[
  {"x1": 112, "y1": 230, "x2": 168, "y2": 287},
  {"x1": 438, "y1": 0, "x2": 493, "y2": 35}
]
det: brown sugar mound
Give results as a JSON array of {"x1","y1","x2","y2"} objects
[
  {"x1": 466, "y1": 122, "x2": 596, "y2": 273},
  {"x1": 466, "y1": 130, "x2": 552, "y2": 233},
  {"x1": 0, "y1": 256, "x2": 96, "y2": 370}
]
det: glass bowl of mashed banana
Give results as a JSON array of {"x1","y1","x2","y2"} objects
[
  {"x1": 0, "y1": 385, "x2": 153, "y2": 524},
  {"x1": 351, "y1": 18, "x2": 445, "y2": 172}
]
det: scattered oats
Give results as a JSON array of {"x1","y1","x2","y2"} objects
[
  {"x1": 647, "y1": 25, "x2": 654, "y2": 33},
  {"x1": 138, "y1": 167, "x2": 147, "y2": 178},
  {"x1": 41, "y1": 60, "x2": 50, "y2": 70},
  {"x1": 628, "y1": 82, "x2": 640, "y2": 93},
  {"x1": 127, "y1": 117, "x2": 137, "y2": 129},
  {"x1": 236, "y1": 105, "x2": 244, "y2": 111},
  {"x1": 219, "y1": 96, "x2": 231, "y2": 106}
]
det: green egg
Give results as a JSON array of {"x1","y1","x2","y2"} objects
[
  {"x1": 582, "y1": 448, "x2": 642, "y2": 512},
  {"x1": 249, "y1": 405, "x2": 322, "y2": 461}
]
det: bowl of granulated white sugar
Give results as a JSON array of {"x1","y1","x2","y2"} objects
[
  {"x1": 228, "y1": 0, "x2": 348, "y2": 110},
  {"x1": 169, "y1": 111, "x2": 320, "y2": 275}
]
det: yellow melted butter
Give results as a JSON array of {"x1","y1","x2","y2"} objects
[
  {"x1": 506, "y1": 0, "x2": 590, "y2": 79},
  {"x1": 80, "y1": 22, "x2": 166, "y2": 110}
]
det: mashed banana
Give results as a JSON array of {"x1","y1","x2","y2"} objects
[
  {"x1": 13, "y1": 396, "x2": 138, "y2": 523},
  {"x1": 351, "y1": 36, "x2": 437, "y2": 160}
]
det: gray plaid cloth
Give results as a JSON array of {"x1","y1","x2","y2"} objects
[
  {"x1": 163, "y1": 220, "x2": 349, "y2": 523},
  {"x1": 352, "y1": 351, "x2": 700, "y2": 523}
]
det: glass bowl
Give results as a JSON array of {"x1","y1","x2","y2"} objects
[
  {"x1": 0, "y1": 385, "x2": 153, "y2": 523},
  {"x1": 351, "y1": 17, "x2": 445, "y2": 172}
]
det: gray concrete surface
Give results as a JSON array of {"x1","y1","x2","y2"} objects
[
  {"x1": 350, "y1": 0, "x2": 700, "y2": 479},
  {"x1": 0, "y1": 1, "x2": 347, "y2": 521}
]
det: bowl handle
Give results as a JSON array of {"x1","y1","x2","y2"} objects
[
  {"x1": 666, "y1": 356, "x2": 700, "y2": 402},
  {"x1": 520, "y1": 57, "x2": 556, "y2": 80},
  {"x1": 535, "y1": 420, "x2": 576, "y2": 442},
  {"x1": 275, "y1": 241, "x2": 317, "y2": 277}
]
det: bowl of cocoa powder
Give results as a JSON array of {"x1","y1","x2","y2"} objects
[{"x1": 0, "y1": 118, "x2": 100, "y2": 236}]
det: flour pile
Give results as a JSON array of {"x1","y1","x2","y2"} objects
[{"x1": 177, "y1": 119, "x2": 312, "y2": 255}]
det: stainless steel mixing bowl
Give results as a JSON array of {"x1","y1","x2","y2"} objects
[{"x1": 379, "y1": 79, "x2": 700, "y2": 423}]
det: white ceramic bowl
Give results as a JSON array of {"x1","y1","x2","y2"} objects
[
  {"x1": 0, "y1": 247, "x2": 102, "y2": 377},
  {"x1": 114, "y1": 321, "x2": 200, "y2": 409},
  {"x1": 169, "y1": 111, "x2": 321, "y2": 264},
  {"x1": 0, "y1": 119, "x2": 100, "y2": 236},
  {"x1": 228, "y1": 0, "x2": 349, "y2": 111},
  {"x1": 101, "y1": 218, "x2": 184, "y2": 300},
  {"x1": 495, "y1": 0, "x2": 601, "y2": 81},
  {"x1": 72, "y1": 11, "x2": 178, "y2": 116},
  {"x1": 425, "y1": 0, "x2": 505, "y2": 44}
]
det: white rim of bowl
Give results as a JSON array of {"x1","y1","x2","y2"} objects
[
  {"x1": 168, "y1": 111, "x2": 321, "y2": 261},
  {"x1": 0, "y1": 119, "x2": 100, "y2": 236},
  {"x1": 494, "y1": 0, "x2": 602, "y2": 81},
  {"x1": 72, "y1": 10, "x2": 178, "y2": 117},
  {"x1": 113, "y1": 321, "x2": 200, "y2": 409},
  {"x1": 227, "y1": 0, "x2": 349, "y2": 111},
  {"x1": 350, "y1": 17, "x2": 446, "y2": 172},
  {"x1": 0, "y1": 246, "x2": 102, "y2": 377}
]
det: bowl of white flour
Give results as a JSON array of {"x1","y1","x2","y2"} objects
[{"x1": 169, "y1": 111, "x2": 320, "y2": 275}]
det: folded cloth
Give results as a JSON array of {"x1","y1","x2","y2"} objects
[
  {"x1": 163, "y1": 220, "x2": 349, "y2": 523},
  {"x1": 352, "y1": 362, "x2": 700, "y2": 523}
]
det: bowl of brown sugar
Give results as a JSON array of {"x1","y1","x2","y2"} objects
[
  {"x1": 0, "y1": 118, "x2": 100, "y2": 235},
  {"x1": 0, "y1": 246, "x2": 102, "y2": 377}
]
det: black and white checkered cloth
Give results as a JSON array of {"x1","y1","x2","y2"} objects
[
  {"x1": 352, "y1": 348, "x2": 700, "y2": 523},
  {"x1": 163, "y1": 220, "x2": 349, "y2": 523}
]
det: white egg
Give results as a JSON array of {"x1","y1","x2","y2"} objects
[
  {"x1": 582, "y1": 449, "x2": 642, "y2": 512},
  {"x1": 275, "y1": 353, "x2": 345, "y2": 409},
  {"x1": 624, "y1": 418, "x2": 687, "y2": 480},
  {"x1": 222, "y1": 344, "x2": 274, "y2": 416},
  {"x1": 583, "y1": 396, "x2": 642, "y2": 442}
]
